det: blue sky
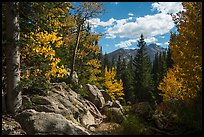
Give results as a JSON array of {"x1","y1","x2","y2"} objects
[{"x1": 85, "y1": 2, "x2": 185, "y2": 54}]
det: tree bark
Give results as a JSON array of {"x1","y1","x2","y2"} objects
[
  {"x1": 70, "y1": 24, "x2": 81, "y2": 83},
  {"x1": 5, "y1": 2, "x2": 22, "y2": 116}
]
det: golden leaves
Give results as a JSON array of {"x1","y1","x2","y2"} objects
[
  {"x1": 86, "y1": 59, "x2": 102, "y2": 85},
  {"x1": 21, "y1": 29, "x2": 67, "y2": 82},
  {"x1": 158, "y1": 2, "x2": 202, "y2": 102},
  {"x1": 104, "y1": 67, "x2": 124, "y2": 100}
]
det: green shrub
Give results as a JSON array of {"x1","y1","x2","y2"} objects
[
  {"x1": 120, "y1": 114, "x2": 149, "y2": 135},
  {"x1": 156, "y1": 99, "x2": 202, "y2": 134},
  {"x1": 18, "y1": 75, "x2": 52, "y2": 96},
  {"x1": 173, "y1": 101, "x2": 202, "y2": 134}
]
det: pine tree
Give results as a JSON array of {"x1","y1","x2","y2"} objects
[
  {"x1": 103, "y1": 53, "x2": 110, "y2": 71},
  {"x1": 124, "y1": 56, "x2": 135, "y2": 102},
  {"x1": 161, "y1": 51, "x2": 167, "y2": 77},
  {"x1": 166, "y1": 33, "x2": 174, "y2": 69},
  {"x1": 152, "y1": 52, "x2": 159, "y2": 86},
  {"x1": 132, "y1": 34, "x2": 154, "y2": 103},
  {"x1": 152, "y1": 51, "x2": 168, "y2": 103},
  {"x1": 116, "y1": 55, "x2": 122, "y2": 80},
  {"x1": 111, "y1": 56, "x2": 115, "y2": 69}
]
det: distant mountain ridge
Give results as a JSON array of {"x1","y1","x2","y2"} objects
[{"x1": 106, "y1": 43, "x2": 167, "y2": 65}]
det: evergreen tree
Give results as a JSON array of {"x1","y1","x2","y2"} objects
[
  {"x1": 116, "y1": 55, "x2": 122, "y2": 80},
  {"x1": 103, "y1": 53, "x2": 110, "y2": 72},
  {"x1": 127, "y1": 56, "x2": 133, "y2": 73},
  {"x1": 127, "y1": 56, "x2": 135, "y2": 102},
  {"x1": 152, "y1": 51, "x2": 168, "y2": 104},
  {"x1": 152, "y1": 52, "x2": 159, "y2": 93},
  {"x1": 100, "y1": 46, "x2": 105, "y2": 77},
  {"x1": 161, "y1": 51, "x2": 167, "y2": 77},
  {"x1": 111, "y1": 56, "x2": 115, "y2": 69},
  {"x1": 132, "y1": 34, "x2": 154, "y2": 103},
  {"x1": 121, "y1": 58, "x2": 131, "y2": 102},
  {"x1": 166, "y1": 43, "x2": 174, "y2": 69}
]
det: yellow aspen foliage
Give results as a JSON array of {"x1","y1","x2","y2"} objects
[
  {"x1": 86, "y1": 59, "x2": 102, "y2": 86},
  {"x1": 72, "y1": 32, "x2": 102, "y2": 87},
  {"x1": 158, "y1": 2, "x2": 202, "y2": 101},
  {"x1": 158, "y1": 65, "x2": 187, "y2": 101},
  {"x1": 21, "y1": 30, "x2": 67, "y2": 81},
  {"x1": 104, "y1": 67, "x2": 124, "y2": 100}
]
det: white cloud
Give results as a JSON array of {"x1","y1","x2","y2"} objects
[
  {"x1": 128, "y1": 12, "x2": 134, "y2": 16},
  {"x1": 127, "y1": 17, "x2": 133, "y2": 20},
  {"x1": 106, "y1": 13, "x2": 175, "y2": 39},
  {"x1": 105, "y1": 34, "x2": 116, "y2": 39},
  {"x1": 145, "y1": 37, "x2": 158, "y2": 43},
  {"x1": 88, "y1": 3, "x2": 185, "y2": 49},
  {"x1": 159, "y1": 35, "x2": 165, "y2": 39},
  {"x1": 164, "y1": 41, "x2": 169, "y2": 45},
  {"x1": 105, "y1": 17, "x2": 133, "y2": 39},
  {"x1": 87, "y1": 18, "x2": 116, "y2": 28},
  {"x1": 156, "y1": 42, "x2": 162, "y2": 45},
  {"x1": 115, "y1": 39, "x2": 137, "y2": 48},
  {"x1": 152, "y1": 2, "x2": 185, "y2": 14}
]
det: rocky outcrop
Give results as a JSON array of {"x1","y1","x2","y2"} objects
[
  {"x1": 15, "y1": 109, "x2": 90, "y2": 135},
  {"x1": 2, "y1": 115, "x2": 26, "y2": 135},
  {"x1": 100, "y1": 90, "x2": 112, "y2": 103},
  {"x1": 83, "y1": 84, "x2": 126, "y2": 124},
  {"x1": 5, "y1": 81, "x2": 127, "y2": 135},
  {"x1": 101, "y1": 100, "x2": 126, "y2": 124},
  {"x1": 94, "y1": 122, "x2": 121, "y2": 135},
  {"x1": 86, "y1": 84, "x2": 106, "y2": 109},
  {"x1": 112, "y1": 100, "x2": 125, "y2": 114},
  {"x1": 102, "y1": 107, "x2": 126, "y2": 124},
  {"x1": 19, "y1": 82, "x2": 105, "y2": 134}
]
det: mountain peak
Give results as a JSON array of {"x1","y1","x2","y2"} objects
[{"x1": 106, "y1": 43, "x2": 167, "y2": 64}]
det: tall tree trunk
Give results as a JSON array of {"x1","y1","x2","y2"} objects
[
  {"x1": 70, "y1": 24, "x2": 81, "y2": 83},
  {"x1": 5, "y1": 2, "x2": 22, "y2": 116}
]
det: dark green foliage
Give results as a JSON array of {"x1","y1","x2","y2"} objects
[
  {"x1": 166, "y1": 45, "x2": 174, "y2": 69},
  {"x1": 120, "y1": 114, "x2": 150, "y2": 135},
  {"x1": 17, "y1": 76, "x2": 52, "y2": 96},
  {"x1": 111, "y1": 56, "x2": 115, "y2": 69},
  {"x1": 103, "y1": 107, "x2": 124, "y2": 124},
  {"x1": 123, "y1": 56, "x2": 135, "y2": 103},
  {"x1": 132, "y1": 34, "x2": 154, "y2": 103},
  {"x1": 152, "y1": 51, "x2": 168, "y2": 103},
  {"x1": 116, "y1": 56, "x2": 126, "y2": 81},
  {"x1": 74, "y1": 84, "x2": 89, "y2": 98},
  {"x1": 103, "y1": 53, "x2": 110, "y2": 71},
  {"x1": 19, "y1": 2, "x2": 38, "y2": 33},
  {"x1": 175, "y1": 104, "x2": 202, "y2": 134},
  {"x1": 155, "y1": 99, "x2": 202, "y2": 135}
]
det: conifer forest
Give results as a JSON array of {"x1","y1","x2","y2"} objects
[{"x1": 2, "y1": 2, "x2": 202, "y2": 135}]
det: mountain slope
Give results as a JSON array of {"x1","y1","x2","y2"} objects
[{"x1": 106, "y1": 43, "x2": 167, "y2": 65}]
